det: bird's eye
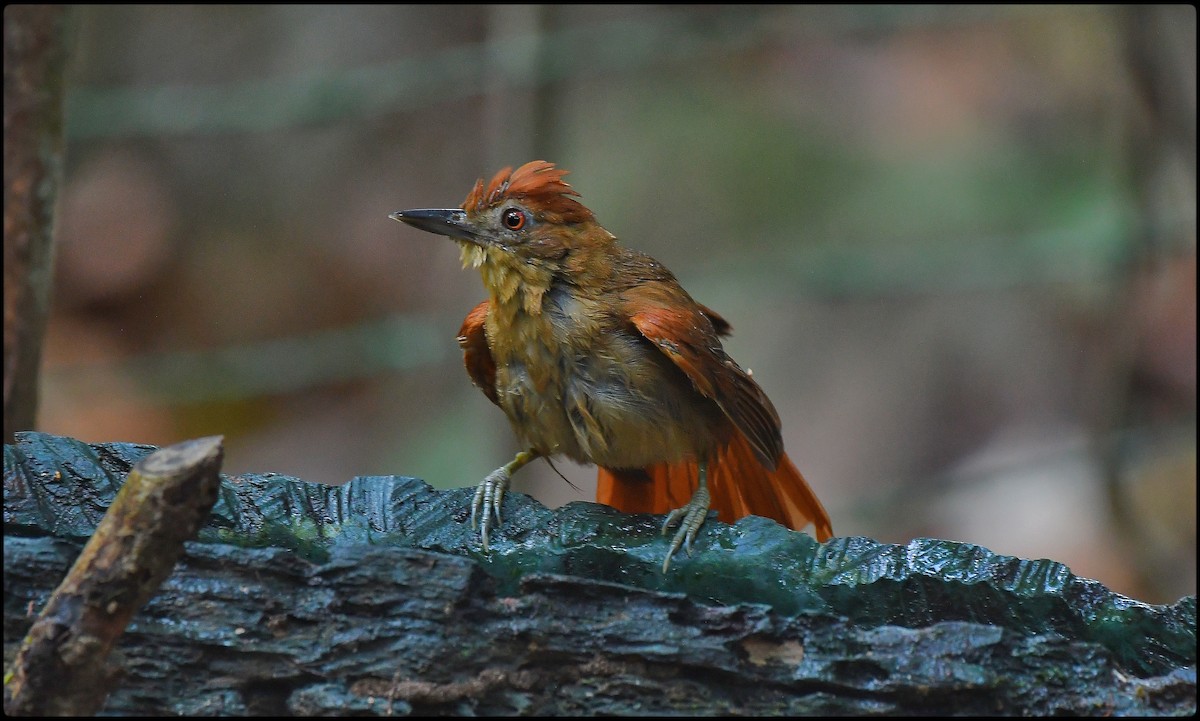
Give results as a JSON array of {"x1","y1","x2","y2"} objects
[{"x1": 501, "y1": 208, "x2": 527, "y2": 230}]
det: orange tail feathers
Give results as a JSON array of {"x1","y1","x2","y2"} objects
[{"x1": 596, "y1": 432, "x2": 833, "y2": 542}]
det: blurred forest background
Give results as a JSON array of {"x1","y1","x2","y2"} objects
[{"x1": 26, "y1": 5, "x2": 1195, "y2": 603}]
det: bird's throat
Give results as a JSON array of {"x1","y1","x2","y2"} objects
[{"x1": 461, "y1": 242, "x2": 554, "y2": 319}]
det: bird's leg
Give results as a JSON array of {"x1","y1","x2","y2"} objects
[
  {"x1": 661, "y1": 460, "x2": 712, "y2": 572},
  {"x1": 471, "y1": 448, "x2": 539, "y2": 550}
]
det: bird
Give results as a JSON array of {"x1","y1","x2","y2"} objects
[{"x1": 390, "y1": 160, "x2": 832, "y2": 571}]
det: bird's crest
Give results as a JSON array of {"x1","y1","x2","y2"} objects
[{"x1": 462, "y1": 160, "x2": 594, "y2": 224}]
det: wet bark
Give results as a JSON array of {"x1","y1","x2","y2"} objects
[{"x1": 4, "y1": 432, "x2": 1195, "y2": 715}]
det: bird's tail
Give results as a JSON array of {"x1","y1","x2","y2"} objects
[{"x1": 596, "y1": 431, "x2": 833, "y2": 542}]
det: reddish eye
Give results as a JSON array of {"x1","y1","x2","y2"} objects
[{"x1": 502, "y1": 208, "x2": 526, "y2": 230}]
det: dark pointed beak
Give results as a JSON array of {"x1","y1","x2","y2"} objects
[{"x1": 389, "y1": 208, "x2": 479, "y2": 243}]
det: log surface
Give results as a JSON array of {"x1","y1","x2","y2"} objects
[{"x1": 4, "y1": 432, "x2": 1196, "y2": 715}]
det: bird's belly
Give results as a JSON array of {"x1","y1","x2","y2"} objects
[{"x1": 493, "y1": 335, "x2": 724, "y2": 467}]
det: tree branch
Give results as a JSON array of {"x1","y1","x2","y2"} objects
[{"x1": 4, "y1": 436, "x2": 223, "y2": 716}]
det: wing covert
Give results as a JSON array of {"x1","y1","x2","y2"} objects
[
  {"x1": 457, "y1": 300, "x2": 499, "y2": 406},
  {"x1": 626, "y1": 292, "x2": 783, "y2": 469}
]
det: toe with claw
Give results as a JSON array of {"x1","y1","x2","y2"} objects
[
  {"x1": 469, "y1": 448, "x2": 539, "y2": 551},
  {"x1": 660, "y1": 463, "x2": 712, "y2": 572},
  {"x1": 471, "y1": 466, "x2": 510, "y2": 551}
]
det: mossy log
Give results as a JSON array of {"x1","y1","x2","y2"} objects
[{"x1": 3, "y1": 432, "x2": 1196, "y2": 715}]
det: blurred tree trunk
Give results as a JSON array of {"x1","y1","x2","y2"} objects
[
  {"x1": 1092, "y1": 4, "x2": 1198, "y2": 600},
  {"x1": 3, "y1": 5, "x2": 69, "y2": 443}
]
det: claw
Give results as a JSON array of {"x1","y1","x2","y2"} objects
[
  {"x1": 661, "y1": 465, "x2": 711, "y2": 572},
  {"x1": 469, "y1": 449, "x2": 539, "y2": 552},
  {"x1": 471, "y1": 466, "x2": 510, "y2": 551},
  {"x1": 470, "y1": 479, "x2": 486, "y2": 531}
]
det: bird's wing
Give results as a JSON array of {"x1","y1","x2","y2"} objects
[
  {"x1": 696, "y1": 303, "x2": 732, "y2": 337},
  {"x1": 457, "y1": 300, "x2": 499, "y2": 406},
  {"x1": 623, "y1": 287, "x2": 783, "y2": 469},
  {"x1": 605, "y1": 287, "x2": 832, "y2": 541}
]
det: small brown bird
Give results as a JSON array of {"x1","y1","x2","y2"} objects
[{"x1": 391, "y1": 161, "x2": 832, "y2": 570}]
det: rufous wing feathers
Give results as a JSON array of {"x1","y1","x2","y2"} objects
[
  {"x1": 627, "y1": 301, "x2": 783, "y2": 469},
  {"x1": 613, "y1": 297, "x2": 833, "y2": 540},
  {"x1": 458, "y1": 300, "x2": 499, "y2": 406}
]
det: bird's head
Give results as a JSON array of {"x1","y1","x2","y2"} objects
[{"x1": 390, "y1": 161, "x2": 613, "y2": 278}]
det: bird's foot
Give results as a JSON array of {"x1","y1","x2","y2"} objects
[
  {"x1": 470, "y1": 449, "x2": 539, "y2": 551},
  {"x1": 470, "y1": 467, "x2": 510, "y2": 551},
  {"x1": 660, "y1": 483, "x2": 712, "y2": 572}
]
